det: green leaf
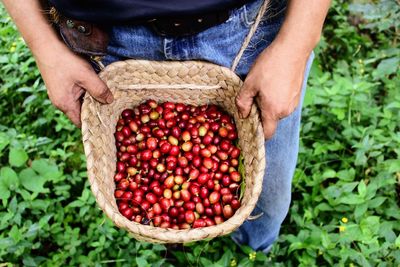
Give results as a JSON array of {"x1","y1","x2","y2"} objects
[
  {"x1": 9, "y1": 225, "x2": 22, "y2": 243},
  {"x1": 19, "y1": 168, "x2": 48, "y2": 193},
  {"x1": 331, "y1": 108, "x2": 345, "y2": 120},
  {"x1": 337, "y1": 168, "x2": 355, "y2": 181},
  {"x1": 373, "y1": 57, "x2": 399, "y2": 78},
  {"x1": 320, "y1": 231, "x2": 331, "y2": 248},
  {"x1": 322, "y1": 169, "x2": 337, "y2": 179},
  {"x1": 0, "y1": 132, "x2": 10, "y2": 153},
  {"x1": 22, "y1": 256, "x2": 38, "y2": 267},
  {"x1": 0, "y1": 183, "x2": 10, "y2": 202},
  {"x1": 216, "y1": 250, "x2": 233, "y2": 266},
  {"x1": 172, "y1": 251, "x2": 186, "y2": 263},
  {"x1": 354, "y1": 203, "x2": 369, "y2": 218},
  {"x1": 22, "y1": 94, "x2": 37, "y2": 107},
  {"x1": 303, "y1": 87, "x2": 316, "y2": 107},
  {"x1": 360, "y1": 216, "x2": 380, "y2": 237},
  {"x1": 315, "y1": 203, "x2": 333, "y2": 212},
  {"x1": 0, "y1": 55, "x2": 8, "y2": 64},
  {"x1": 9, "y1": 148, "x2": 28, "y2": 167},
  {"x1": 288, "y1": 242, "x2": 307, "y2": 253},
  {"x1": 379, "y1": 221, "x2": 396, "y2": 242},
  {"x1": 255, "y1": 251, "x2": 267, "y2": 261},
  {"x1": 357, "y1": 180, "x2": 367, "y2": 198},
  {"x1": 31, "y1": 159, "x2": 62, "y2": 180},
  {"x1": 200, "y1": 257, "x2": 214, "y2": 266},
  {"x1": 340, "y1": 194, "x2": 364, "y2": 205},
  {"x1": 239, "y1": 245, "x2": 254, "y2": 255},
  {"x1": 0, "y1": 167, "x2": 19, "y2": 189},
  {"x1": 67, "y1": 200, "x2": 85, "y2": 208},
  {"x1": 238, "y1": 258, "x2": 252, "y2": 267},
  {"x1": 368, "y1": 196, "x2": 387, "y2": 208},
  {"x1": 385, "y1": 159, "x2": 400, "y2": 173},
  {"x1": 395, "y1": 235, "x2": 400, "y2": 249},
  {"x1": 136, "y1": 257, "x2": 148, "y2": 267}
]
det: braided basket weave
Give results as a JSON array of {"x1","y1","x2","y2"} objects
[{"x1": 81, "y1": 60, "x2": 265, "y2": 243}]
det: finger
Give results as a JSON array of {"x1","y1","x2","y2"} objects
[
  {"x1": 257, "y1": 97, "x2": 278, "y2": 140},
  {"x1": 55, "y1": 101, "x2": 81, "y2": 128},
  {"x1": 65, "y1": 107, "x2": 82, "y2": 128},
  {"x1": 261, "y1": 110, "x2": 278, "y2": 140},
  {"x1": 79, "y1": 70, "x2": 113, "y2": 104},
  {"x1": 62, "y1": 96, "x2": 82, "y2": 127},
  {"x1": 52, "y1": 87, "x2": 83, "y2": 128},
  {"x1": 236, "y1": 81, "x2": 258, "y2": 119}
]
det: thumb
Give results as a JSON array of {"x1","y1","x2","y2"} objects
[
  {"x1": 80, "y1": 71, "x2": 114, "y2": 104},
  {"x1": 236, "y1": 82, "x2": 258, "y2": 119}
]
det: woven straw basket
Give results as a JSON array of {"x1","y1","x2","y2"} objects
[{"x1": 81, "y1": 0, "x2": 269, "y2": 244}]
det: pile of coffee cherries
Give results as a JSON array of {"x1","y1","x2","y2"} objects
[{"x1": 114, "y1": 100, "x2": 242, "y2": 229}]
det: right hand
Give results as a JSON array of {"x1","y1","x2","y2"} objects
[{"x1": 35, "y1": 42, "x2": 113, "y2": 127}]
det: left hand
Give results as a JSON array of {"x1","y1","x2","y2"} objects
[{"x1": 235, "y1": 41, "x2": 310, "y2": 139}]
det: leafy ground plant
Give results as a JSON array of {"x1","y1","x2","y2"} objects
[{"x1": 0, "y1": 0, "x2": 399, "y2": 266}]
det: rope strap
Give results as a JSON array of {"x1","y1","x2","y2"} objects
[{"x1": 231, "y1": 0, "x2": 271, "y2": 72}]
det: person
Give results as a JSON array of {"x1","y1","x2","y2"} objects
[{"x1": 3, "y1": 0, "x2": 331, "y2": 253}]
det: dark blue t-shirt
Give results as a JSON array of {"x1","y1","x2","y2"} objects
[{"x1": 50, "y1": 0, "x2": 250, "y2": 23}]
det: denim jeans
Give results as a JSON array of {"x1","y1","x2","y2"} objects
[{"x1": 101, "y1": 0, "x2": 314, "y2": 252}]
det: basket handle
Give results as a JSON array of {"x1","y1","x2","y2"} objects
[{"x1": 230, "y1": 0, "x2": 271, "y2": 72}]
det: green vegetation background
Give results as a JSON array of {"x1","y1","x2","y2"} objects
[{"x1": 0, "y1": 0, "x2": 399, "y2": 266}]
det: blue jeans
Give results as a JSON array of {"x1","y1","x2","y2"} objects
[{"x1": 102, "y1": 0, "x2": 314, "y2": 252}]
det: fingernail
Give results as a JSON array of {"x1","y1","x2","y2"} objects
[{"x1": 106, "y1": 94, "x2": 114, "y2": 104}]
